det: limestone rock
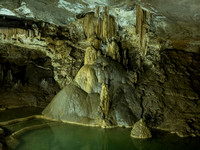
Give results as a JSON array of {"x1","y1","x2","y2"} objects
[
  {"x1": 44, "y1": 55, "x2": 142, "y2": 127},
  {"x1": 82, "y1": 8, "x2": 116, "y2": 42},
  {"x1": 136, "y1": 5, "x2": 151, "y2": 57},
  {"x1": 106, "y1": 40, "x2": 121, "y2": 62},
  {"x1": 109, "y1": 84, "x2": 142, "y2": 126},
  {"x1": 138, "y1": 49, "x2": 200, "y2": 137},
  {"x1": 74, "y1": 65, "x2": 99, "y2": 93},
  {"x1": 84, "y1": 46, "x2": 98, "y2": 65},
  {"x1": 42, "y1": 82, "x2": 101, "y2": 125},
  {"x1": 131, "y1": 119, "x2": 152, "y2": 139},
  {"x1": 100, "y1": 83, "x2": 110, "y2": 118}
]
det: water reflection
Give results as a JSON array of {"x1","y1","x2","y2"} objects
[
  {"x1": 16, "y1": 124, "x2": 200, "y2": 150},
  {"x1": 131, "y1": 130, "x2": 200, "y2": 150}
]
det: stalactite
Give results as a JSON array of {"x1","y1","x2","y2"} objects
[
  {"x1": 84, "y1": 46, "x2": 98, "y2": 65},
  {"x1": 106, "y1": 40, "x2": 121, "y2": 62},
  {"x1": 136, "y1": 5, "x2": 151, "y2": 57},
  {"x1": 123, "y1": 49, "x2": 128, "y2": 68},
  {"x1": 0, "y1": 27, "x2": 36, "y2": 41}
]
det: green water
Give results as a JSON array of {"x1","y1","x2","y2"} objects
[
  {"x1": 15, "y1": 123, "x2": 200, "y2": 150},
  {"x1": 0, "y1": 107, "x2": 43, "y2": 122}
]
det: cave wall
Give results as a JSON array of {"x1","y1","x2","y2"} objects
[
  {"x1": 77, "y1": 6, "x2": 199, "y2": 136},
  {"x1": 0, "y1": 16, "x2": 85, "y2": 108},
  {"x1": 0, "y1": 4, "x2": 199, "y2": 137}
]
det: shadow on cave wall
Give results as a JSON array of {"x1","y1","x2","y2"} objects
[{"x1": 0, "y1": 44, "x2": 60, "y2": 109}]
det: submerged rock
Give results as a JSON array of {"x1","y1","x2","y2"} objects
[{"x1": 131, "y1": 119, "x2": 152, "y2": 139}]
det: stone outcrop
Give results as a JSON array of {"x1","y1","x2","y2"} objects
[
  {"x1": 74, "y1": 65, "x2": 99, "y2": 94},
  {"x1": 43, "y1": 56, "x2": 142, "y2": 126},
  {"x1": 131, "y1": 119, "x2": 152, "y2": 139},
  {"x1": 42, "y1": 82, "x2": 102, "y2": 125},
  {"x1": 135, "y1": 49, "x2": 200, "y2": 137}
]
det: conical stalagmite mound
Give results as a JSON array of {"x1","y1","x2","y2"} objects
[
  {"x1": 42, "y1": 7, "x2": 142, "y2": 127},
  {"x1": 42, "y1": 55, "x2": 142, "y2": 126}
]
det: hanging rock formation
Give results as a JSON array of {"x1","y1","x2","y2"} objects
[{"x1": 136, "y1": 5, "x2": 151, "y2": 57}]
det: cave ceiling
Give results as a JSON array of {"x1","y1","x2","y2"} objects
[{"x1": 0, "y1": 0, "x2": 200, "y2": 52}]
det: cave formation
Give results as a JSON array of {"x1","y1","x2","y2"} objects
[{"x1": 0, "y1": 0, "x2": 200, "y2": 148}]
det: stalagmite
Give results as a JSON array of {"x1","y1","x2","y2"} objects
[
  {"x1": 131, "y1": 119, "x2": 152, "y2": 139},
  {"x1": 100, "y1": 83, "x2": 110, "y2": 119}
]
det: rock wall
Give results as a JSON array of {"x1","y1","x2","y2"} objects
[
  {"x1": 42, "y1": 5, "x2": 200, "y2": 137},
  {"x1": 0, "y1": 4, "x2": 199, "y2": 137},
  {"x1": 43, "y1": 7, "x2": 142, "y2": 127},
  {"x1": 0, "y1": 17, "x2": 85, "y2": 108},
  {"x1": 137, "y1": 49, "x2": 200, "y2": 137}
]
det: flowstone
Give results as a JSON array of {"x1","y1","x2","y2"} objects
[
  {"x1": 43, "y1": 56, "x2": 142, "y2": 126},
  {"x1": 43, "y1": 7, "x2": 142, "y2": 127}
]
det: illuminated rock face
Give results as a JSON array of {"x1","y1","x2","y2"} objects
[
  {"x1": 42, "y1": 82, "x2": 102, "y2": 125},
  {"x1": 43, "y1": 55, "x2": 142, "y2": 126},
  {"x1": 42, "y1": 9, "x2": 143, "y2": 126}
]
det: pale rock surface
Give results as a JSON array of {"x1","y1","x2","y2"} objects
[
  {"x1": 106, "y1": 40, "x2": 121, "y2": 62},
  {"x1": 131, "y1": 119, "x2": 152, "y2": 139},
  {"x1": 74, "y1": 65, "x2": 99, "y2": 94},
  {"x1": 84, "y1": 46, "x2": 98, "y2": 65},
  {"x1": 100, "y1": 83, "x2": 110, "y2": 118},
  {"x1": 42, "y1": 82, "x2": 101, "y2": 125}
]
